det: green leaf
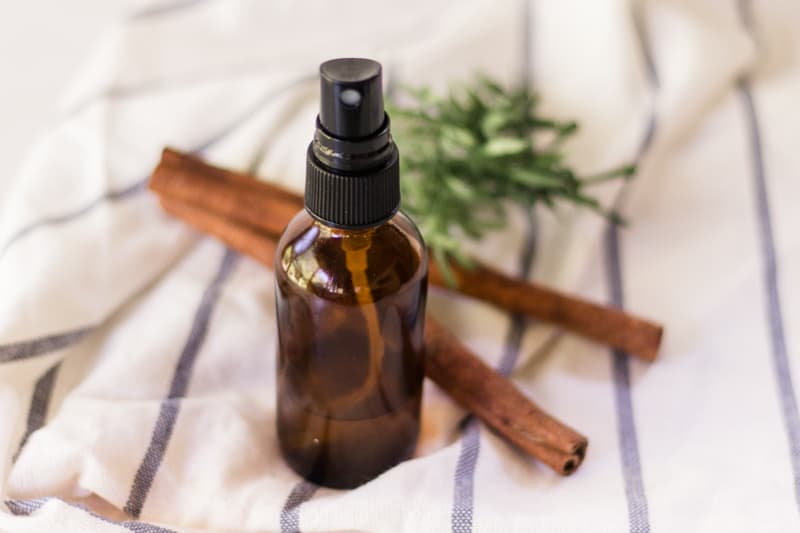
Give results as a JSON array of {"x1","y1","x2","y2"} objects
[
  {"x1": 482, "y1": 137, "x2": 529, "y2": 157},
  {"x1": 441, "y1": 126, "x2": 476, "y2": 149},
  {"x1": 509, "y1": 168, "x2": 565, "y2": 189},
  {"x1": 481, "y1": 110, "x2": 510, "y2": 138},
  {"x1": 443, "y1": 175, "x2": 480, "y2": 201}
]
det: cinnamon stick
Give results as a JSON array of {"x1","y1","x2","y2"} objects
[
  {"x1": 425, "y1": 319, "x2": 587, "y2": 474},
  {"x1": 158, "y1": 195, "x2": 587, "y2": 474},
  {"x1": 151, "y1": 148, "x2": 662, "y2": 361},
  {"x1": 428, "y1": 262, "x2": 662, "y2": 362}
]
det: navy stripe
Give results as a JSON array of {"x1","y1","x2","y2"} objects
[
  {"x1": 605, "y1": 225, "x2": 651, "y2": 533},
  {"x1": 449, "y1": 4, "x2": 535, "y2": 531},
  {"x1": 450, "y1": 210, "x2": 537, "y2": 533},
  {"x1": 737, "y1": 2, "x2": 800, "y2": 510},
  {"x1": 451, "y1": 421, "x2": 481, "y2": 533},
  {"x1": 740, "y1": 76, "x2": 800, "y2": 511},
  {"x1": 123, "y1": 248, "x2": 239, "y2": 518},
  {"x1": 280, "y1": 481, "x2": 319, "y2": 533},
  {"x1": 0, "y1": 180, "x2": 146, "y2": 261},
  {"x1": 603, "y1": 4, "x2": 658, "y2": 531},
  {"x1": 14, "y1": 362, "x2": 62, "y2": 460},
  {"x1": 6, "y1": 497, "x2": 176, "y2": 533},
  {"x1": 4, "y1": 498, "x2": 47, "y2": 515},
  {"x1": 603, "y1": 4, "x2": 659, "y2": 529},
  {"x1": 0, "y1": 327, "x2": 93, "y2": 363}
]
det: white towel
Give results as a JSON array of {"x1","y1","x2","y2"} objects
[{"x1": 1, "y1": 0, "x2": 799, "y2": 531}]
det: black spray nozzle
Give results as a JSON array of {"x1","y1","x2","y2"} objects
[
  {"x1": 319, "y1": 58, "x2": 384, "y2": 139},
  {"x1": 305, "y1": 58, "x2": 399, "y2": 229}
]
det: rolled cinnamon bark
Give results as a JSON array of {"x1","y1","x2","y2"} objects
[
  {"x1": 425, "y1": 319, "x2": 587, "y2": 475},
  {"x1": 158, "y1": 195, "x2": 588, "y2": 475},
  {"x1": 151, "y1": 147, "x2": 662, "y2": 361},
  {"x1": 428, "y1": 262, "x2": 662, "y2": 362}
]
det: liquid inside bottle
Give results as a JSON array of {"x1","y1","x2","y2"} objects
[{"x1": 275, "y1": 210, "x2": 427, "y2": 488}]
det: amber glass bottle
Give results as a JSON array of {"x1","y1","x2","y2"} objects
[{"x1": 274, "y1": 58, "x2": 427, "y2": 489}]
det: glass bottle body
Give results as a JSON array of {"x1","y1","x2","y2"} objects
[{"x1": 274, "y1": 209, "x2": 427, "y2": 489}]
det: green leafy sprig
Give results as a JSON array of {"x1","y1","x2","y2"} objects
[{"x1": 388, "y1": 75, "x2": 634, "y2": 285}]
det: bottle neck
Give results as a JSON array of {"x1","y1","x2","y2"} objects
[
  {"x1": 314, "y1": 217, "x2": 378, "y2": 239},
  {"x1": 311, "y1": 115, "x2": 395, "y2": 173}
]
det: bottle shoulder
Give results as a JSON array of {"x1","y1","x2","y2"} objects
[{"x1": 275, "y1": 210, "x2": 427, "y2": 304}]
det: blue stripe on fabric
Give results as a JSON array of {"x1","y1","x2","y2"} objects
[
  {"x1": 451, "y1": 420, "x2": 481, "y2": 533},
  {"x1": 6, "y1": 497, "x2": 176, "y2": 533},
  {"x1": 736, "y1": 0, "x2": 800, "y2": 510},
  {"x1": 739, "y1": 76, "x2": 800, "y2": 514},
  {"x1": 450, "y1": 210, "x2": 538, "y2": 533},
  {"x1": 449, "y1": 3, "x2": 536, "y2": 530},
  {"x1": 605, "y1": 225, "x2": 651, "y2": 533},
  {"x1": 604, "y1": 4, "x2": 658, "y2": 531},
  {"x1": 280, "y1": 480, "x2": 319, "y2": 533},
  {"x1": 0, "y1": 180, "x2": 146, "y2": 262},
  {"x1": 740, "y1": 76, "x2": 800, "y2": 512},
  {"x1": 123, "y1": 248, "x2": 239, "y2": 518},
  {"x1": 0, "y1": 327, "x2": 93, "y2": 363},
  {"x1": 14, "y1": 361, "x2": 62, "y2": 460}
]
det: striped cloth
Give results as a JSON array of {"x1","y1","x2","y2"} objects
[{"x1": 1, "y1": 0, "x2": 798, "y2": 531}]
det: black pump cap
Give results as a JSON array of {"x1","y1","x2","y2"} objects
[
  {"x1": 305, "y1": 58, "x2": 400, "y2": 229},
  {"x1": 319, "y1": 58, "x2": 384, "y2": 138}
]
